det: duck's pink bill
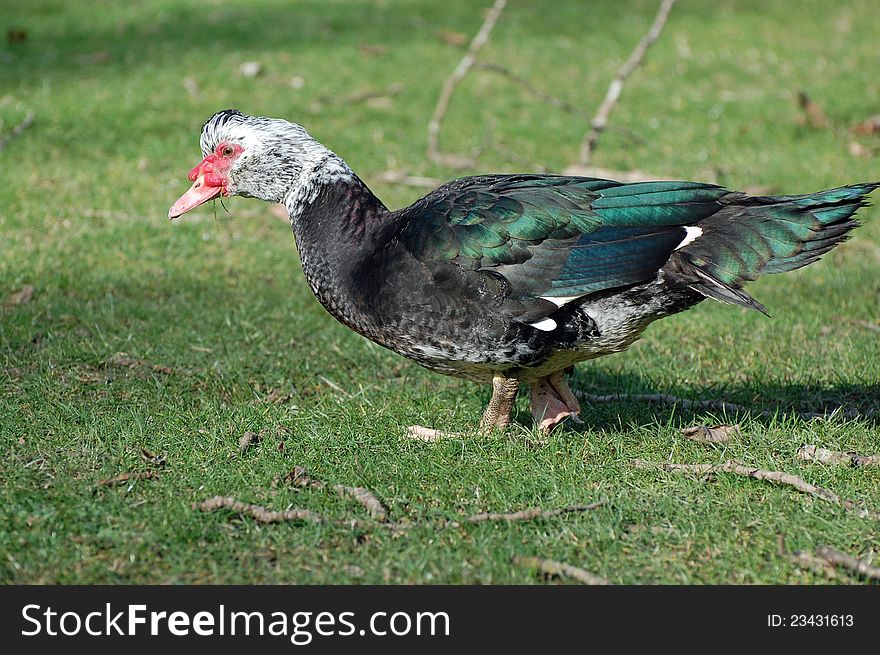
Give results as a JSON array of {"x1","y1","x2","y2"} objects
[{"x1": 168, "y1": 175, "x2": 223, "y2": 219}]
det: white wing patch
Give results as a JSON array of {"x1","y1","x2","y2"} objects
[
  {"x1": 675, "y1": 226, "x2": 703, "y2": 250},
  {"x1": 529, "y1": 317, "x2": 558, "y2": 331},
  {"x1": 529, "y1": 294, "x2": 588, "y2": 330}
]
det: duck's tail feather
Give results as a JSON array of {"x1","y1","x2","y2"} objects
[{"x1": 668, "y1": 182, "x2": 878, "y2": 314}]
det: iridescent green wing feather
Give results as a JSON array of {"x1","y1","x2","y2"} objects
[{"x1": 398, "y1": 175, "x2": 727, "y2": 312}]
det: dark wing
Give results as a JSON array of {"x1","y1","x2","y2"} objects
[{"x1": 395, "y1": 175, "x2": 730, "y2": 325}]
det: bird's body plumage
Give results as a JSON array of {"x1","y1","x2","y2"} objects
[{"x1": 170, "y1": 110, "x2": 877, "y2": 432}]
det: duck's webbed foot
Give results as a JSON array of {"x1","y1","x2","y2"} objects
[{"x1": 529, "y1": 370, "x2": 582, "y2": 433}]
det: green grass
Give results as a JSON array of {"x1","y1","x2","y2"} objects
[{"x1": 2, "y1": 0, "x2": 879, "y2": 584}]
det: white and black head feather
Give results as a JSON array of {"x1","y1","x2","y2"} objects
[{"x1": 198, "y1": 109, "x2": 354, "y2": 216}]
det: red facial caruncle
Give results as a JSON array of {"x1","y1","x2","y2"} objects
[{"x1": 168, "y1": 142, "x2": 243, "y2": 219}]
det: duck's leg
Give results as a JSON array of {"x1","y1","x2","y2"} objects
[
  {"x1": 406, "y1": 373, "x2": 519, "y2": 440},
  {"x1": 478, "y1": 373, "x2": 520, "y2": 431},
  {"x1": 529, "y1": 369, "x2": 582, "y2": 433}
]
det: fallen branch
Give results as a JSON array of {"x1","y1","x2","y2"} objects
[
  {"x1": 814, "y1": 546, "x2": 880, "y2": 581},
  {"x1": 195, "y1": 496, "x2": 332, "y2": 525},
  {"x1": 577, "y1": 0, "x2": 677, "y2": 166},
  {"x1": 196, "y1": 494, "x2": 604, "y2": 532},
  {"x1": 277, "y1": 467, "x2": 389, "y2": 521},
  {"x1": 786, "y1": 550, "x2": 842, "y2": 580},
  {"x1": 797, "y1": 445, "x2": 880, "y2": 468},
  {"x1": 633, "y1": 459, "x2": 880, "y2": 520},
  {"x1": 778, "y1": 535, "x2": 840, "y2": 580},
  {"x1": 513, "y1": 556, "x2": 609, "y2": 585},
  {"x1": 335, "y1": 485, "x2": 389, "y2": 521},
  {"x1": 633, "y1": 459, "x2": 839, "y2": 502},
  {"x1": 427, "y1": 0, "x2": 508, "y2": 168},
  {"x1": 97, "y1": 470, "x2": 158, "y2": 488},
  {"x1": 0, "y1": 110, "x2": 35, "y2": 151},
  {"x1": 456, "y1": 500, "x2": 607, "y2": 527}
]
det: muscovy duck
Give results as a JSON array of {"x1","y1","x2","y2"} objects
[{"x1": 169, "y1": 110, "x2": 877, "y2": 434}]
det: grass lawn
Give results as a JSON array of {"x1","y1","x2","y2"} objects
[{"x1": 2, "y1": 0, "x2": 879, "y2": 584}]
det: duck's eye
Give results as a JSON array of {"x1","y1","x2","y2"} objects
[{"x1": 220, "y1": 145, "x2": 235, "y2": 158}]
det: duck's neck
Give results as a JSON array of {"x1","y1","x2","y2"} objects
[
  {"x1": 285, "y1": 153, "x2": 388, "y2": 250},
  {"x1": 283, "y1": 155, "x2": 390, "y2": 320}
]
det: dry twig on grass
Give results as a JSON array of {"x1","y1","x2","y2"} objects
[
  {"x1": 633, "y1": 459, "x2": 839, "y2": 502},
  {"x1": 455, "y1": 500, "x2": 607, "y2": 527},
  {"x1": 335, "y1": 485, "x2": 389, "y2": 521},
  {"x1": 633, "y1": 459, "x2": 880, "y2": 520},
  {"x1": 778, "y1": 535, "x2": 841, "y2": 580},
  {"x1": 196, "y1": 494, "x2": 605, "y2": 533},
  {"x1": 513, "y1": 556, "x2": 609, "y2": 585},
  {"x1": 784, "y1": 538, "x2": 880, "y2": 582},
  {"x1": 797, "y1": 445, "x2": 880, "y2": 468},
  {"x1": 814, "y1": 547, "x2": 880, "y2": 581},
  {"x1": 0, "y1": 110, "x2": 35, "y2": 151},
  {"x1": 786, "y1": 550, "x2": 843, "y2": 580},
  {"x1": 577, "y1": 0, "x2": 678, "y2": 166},
  {"x1": 276, "y1": 467, "x2": 389, "y2": 521},
  {"x1": 195, "y1": 496, "x2": 331, "y2": 525},
  {"x1": 427, "y1": 0, "x2": 508, "y2": 168}
]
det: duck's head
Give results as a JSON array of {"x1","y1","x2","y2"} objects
[{"x1": 168, "y1": 109, "x2": 336, "y2": 219}]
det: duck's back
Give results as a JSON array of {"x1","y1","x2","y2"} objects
[{"x1": 294, "y1": 173, "x2": 876, "y2": 382}]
